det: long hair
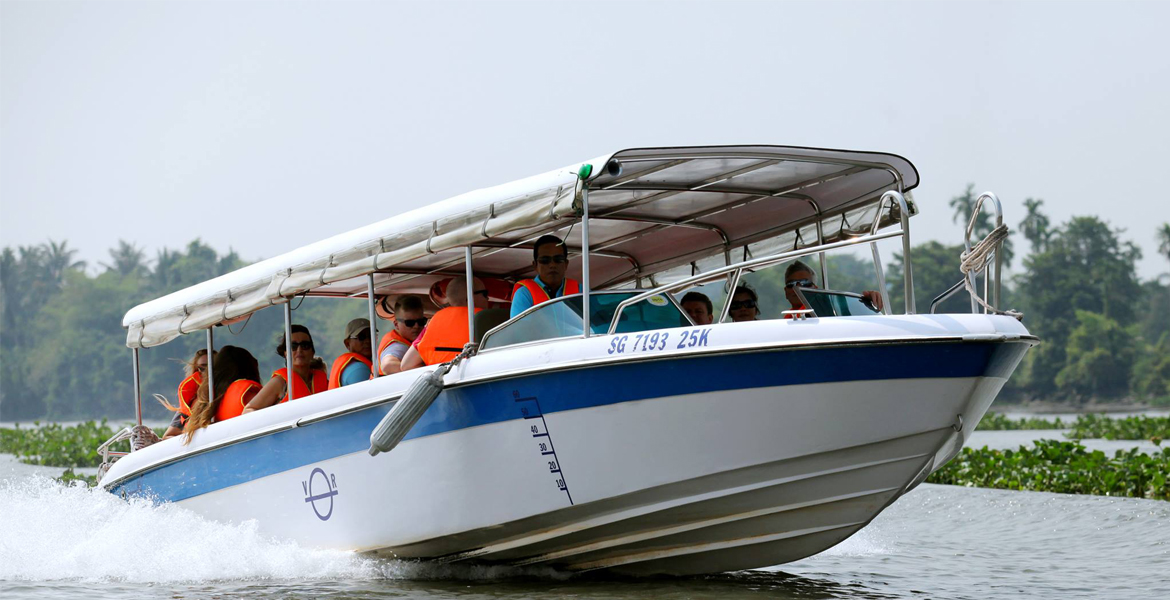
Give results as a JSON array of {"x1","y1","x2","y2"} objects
[
  {"x1": 183, "y1": 345, "x2": 260, "y2": 444},
  {"x1": 156, "y1": 348, "x2": 214, "y2": 414}
]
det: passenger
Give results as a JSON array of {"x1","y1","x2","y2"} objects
[
  {"x1": 728, "y1": 285, "x2": 761, "y2": 322},
  {"x1": 244, "y1": 324, "x2": 329, "y2": 412},
  {"x1": 376, "y1": 295, "x2": 426, "y2": 375},
  {"x1": 327, "y1": 318, "x2": 373, "y2": 389},
  {"x1": 680, "y1": 291, "x2": 714, "y2": 325},
  {"x1": 182, "y1": 346, "x2": 262, "y2": 442},
  {"x1": 783, "y1": 260, "x2": 884, "y2": 317},
  {"x1": 509, "y1": 235, "x2": 581, "y2": 318},
  {"x1": 401, "y1": 275, "x2": 488, "y2": 370},
  {"x1": 160, "y1": 348, "x2": 213, "y2": 439}
]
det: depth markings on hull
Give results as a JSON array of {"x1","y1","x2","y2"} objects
[{"x1": 514, "y1": 391, "x2": 574, "y2": 505}]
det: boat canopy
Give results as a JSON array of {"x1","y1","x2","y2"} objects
[{"x1": 123, "y1": 145, "x2": 919, "y2": 348}]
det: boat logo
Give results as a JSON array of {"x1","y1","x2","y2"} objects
[
  {"x1": 647, "y1": 294, "x2": 669, "y2": 307},
  {"x1": 302, "y1": 467, "x2": 338, "y2": 521}
]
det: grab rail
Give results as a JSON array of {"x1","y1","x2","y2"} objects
[{"x1": 95, "y1": 426, "x2": 134, "y2": 482}]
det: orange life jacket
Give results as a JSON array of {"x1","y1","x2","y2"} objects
[
  {"x1": 511, "y1": 278, "x2": 580, "y2": 306},
  {"x1": 272, "y1": 367, "x2": 329, "y2": 402},
  {"x1": 784, "y1": 304, "x2": 808, "y2": 319},
  {"x1": 214, "y1": 379, "x2": 262, "y2": 422},
  {"x1": 416, "y1": 306, "x2": 481, "y2": 366},
  {"x1": 375, "y1": 329, "x2": 414, "y2": 375},
  {"x1": 328, "y1": 353, "x2": 373, "y2": 389},
  {"x1": 173, "y1": 371, "x2": 203, "y2": 425}
]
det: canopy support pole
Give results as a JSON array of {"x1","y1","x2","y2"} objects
[
  {"x1": 131, "y1": 348, "x2": 142, "y2": 429},
  {"x1": 367, "y1": 274, "x2": 379, "y2": 377},
  {"x1": 284, "y1": 300, "x2": 294, "y2": 401},
  {"x1": 465, "y1": 247, "x2": 475, "y2": 344},
  {"x1": 816, "y1": 221, "x2": 829, "y2": 289},
  {"x1": 205, "y1": 327, "x2": 215, "y2": 412},
  {"x1": 581, "y1": 187, "x2": 592, "y2": 337}
]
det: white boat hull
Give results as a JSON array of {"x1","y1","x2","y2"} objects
[{"x1": 102, "y1": 314, "x2": 1033, "y2": 575}]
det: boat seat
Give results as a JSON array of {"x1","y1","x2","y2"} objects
[{"x1": 474, "y1": 309, "x2": 510, "y2": 345}]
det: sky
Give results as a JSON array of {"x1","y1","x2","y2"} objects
[{"x1": 2, "y1": 0, "x2": 1168, "y2": 280}]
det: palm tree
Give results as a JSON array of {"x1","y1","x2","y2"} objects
[
  {"x1": 42, "y1": 239, "x2": 86, "y2": 287},
  {"x1": 152, "y1": 248, "x2": 179, "y2": 290},
  {"x1": 1019, "y1": 198, "x2": 1051, "y2": 254},
  {"x1": 101, "y1": 240, "x2": 148, "y2": 277},
  {"x1": 1158, "y1": 222, "x2": 1170, "y2": 265}
]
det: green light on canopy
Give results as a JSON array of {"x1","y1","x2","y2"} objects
[{"x1": 577, "y1": 164, "x2": 593, "y2": 180}]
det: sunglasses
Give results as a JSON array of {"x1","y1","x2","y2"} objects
[
  {"x1": 474, "y1": 289, "x2": 490, "y2": 298},
  {"x1": 785, "y1": 279, "x2": 815, "y2": 289},
  {"x1": 729, "y1": 300, "x2": 757, "y2": 310},
  {"x1": 350, "y1": 331, "x2": 371, "y2": 342},
  {"x1": 399, "y1": 317, "x2": 427, "y2": 328},
  {"x1": 536, "y1": 256, "x2": 568, "y2": 265},
  {"x1": 289, "y1": 340, "x2": 314, "y2": 352}
]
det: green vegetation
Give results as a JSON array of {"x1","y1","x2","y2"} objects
[
  {"x1": 0, "y1": 420, "x2": 165, "y2": 467},
  {"x1": 1065, "y1": 414, "x2": 1169, "y2": 444},
  {"x1": 1, "y1": 194, "x2": 1168, "y2": 420},
  {"x1": 57, "y1": 468, "x2": 99, "y2": 487},
  {"x1": 927, "y1": 440, "x2": 1170, "y2": 501},
  {"x1": 976, "y1": 412, "x2": 1066, "y2": 430}
]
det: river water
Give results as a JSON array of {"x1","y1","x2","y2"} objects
[{"x1": 2, "y1": 453, "x2": 1167, "y2": 600}]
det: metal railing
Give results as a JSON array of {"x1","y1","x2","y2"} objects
[
  {"x1": 607, "y1": 190, "x2": 914, "y2": 334},
  {"x1": 929, "y1": 191, "x2": 1007, "y2": 315}
]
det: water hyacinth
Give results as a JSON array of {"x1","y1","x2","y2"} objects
[
  {"x1": 927, "y1": 439, "x2": 1170, "y2": 500},
  {"x1": 1064, "y1": 414, "x2": 1168, "y2": 444}
]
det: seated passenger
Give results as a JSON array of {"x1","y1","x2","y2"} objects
[
  {"x1": 509, "y1": 235, "x2": 580, "y2": 318},
  {"x1": 680, "y1": 291, "x2": 714, "y2": 325},
  {"x1": 181, "y1": 345, "x2": 262, "y2": 442},
  {"x1": 376, "y1": 295, "x2": 426, "y2": 375},
  {"x1": 160, "y1": 348, "x2": 213, "y2": 439},
  {"x1": 783, "y1": 260, "x2": 883, "y2": 317},
  {"x1": 729, "y1": 285, "x2": 761, "y2": 322},
  {"x1": 244, "y1": 324, "x2": 329, "y2": 412},
  {"x1": 401, "y1": 275, "x2": 488, "y2": 370},
  {"x1": 328, "y1": 318, "x2": 373, "y2": 389}
]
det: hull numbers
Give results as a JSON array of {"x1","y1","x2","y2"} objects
[{"x1": 608, "y1": 328, "x2": 710, "y2": 355}]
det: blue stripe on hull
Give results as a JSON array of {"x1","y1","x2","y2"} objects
[{"x1": 110, "y1": 341, "x2": 1028, "y2": 502}]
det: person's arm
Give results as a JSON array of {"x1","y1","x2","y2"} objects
[
  {"x1": 400, "y1": 345, "x2": 425, "y2": 371},
  {"x1": 243, "y1": 376, "x2": 285, "y2": 413},
  {"x1": 379, "y1": 342, "x2": 408, "y2": 375},
  {"x1": 861, "y1": 291, "x2": 884, "y2": 311},
  {"x1": 509, "y1": 287, "x2": 533, "y2": 318}
]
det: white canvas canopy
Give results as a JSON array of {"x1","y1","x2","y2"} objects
[{"x1": 123, "y1": 145, "x2": 918, "y2": 348}]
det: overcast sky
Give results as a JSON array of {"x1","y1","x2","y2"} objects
[{"x1": 2, "y1": 0, "x2": 1168, "y2": 280}]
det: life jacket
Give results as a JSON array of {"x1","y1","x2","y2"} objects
[
  {"x1": 173, "y1": 371, "x2": 203, "y2": 426},
  {"x1": 376, "y1": 329, "x2": 414, "y2": 375},
  {"x1": 784, "y1": 304, "x2": 808, "y2": 319},
  {"x1": 214, "y1": 379, "x2": 262, "y2": 422},
  {"x1": 511, "y1": 278, "x2": 580, "y2": 306},
  {"x1": 272, "y1": 367, "x2": 329, "y2": 402},
  {"x1": 328, "y1": 353, "x2": 373, "y2": 389},
  {"x1": 416, "y1": 306, "x2": 481, "y2": 366}
]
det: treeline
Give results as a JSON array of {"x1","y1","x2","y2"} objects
[
  {"x1": 0, "y1": 240, "x2": 365, "y2": 420},
  {"x1": 1, "y1": 188, "x2": 1169, "y2": 419}
]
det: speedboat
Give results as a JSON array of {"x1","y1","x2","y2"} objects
[{"x1": 98, "y1": 145, "x2": 1035, "y2": 575}]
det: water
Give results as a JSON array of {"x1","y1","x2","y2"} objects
[{"x1": 2, "y1": 454, "x2": 1167, "y2": 600}]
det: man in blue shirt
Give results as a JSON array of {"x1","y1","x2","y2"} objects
[{"x1": 510, "y1": 235, "x2": 581, "y2": 318}]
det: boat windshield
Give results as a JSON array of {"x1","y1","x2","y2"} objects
[
  {"x1": 481, "y1": 292, "x2": 690, "y2": 351},
  {"x1": 794, "y1": 288, "x2": 882, "y2": 317}
]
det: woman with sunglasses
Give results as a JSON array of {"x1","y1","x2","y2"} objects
[
  {"x1": 182, "y1": 345, "x2": 263, "y2": 441},
  {"x1": 728, "y1": 285, "x2": 762, "y2": 322},
  {"x1": 244, "y1": 324, "x2": 329, "y2": 413},
  {"x1": 159, "y1": 348, "x2": 214, "y2": 438}
]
